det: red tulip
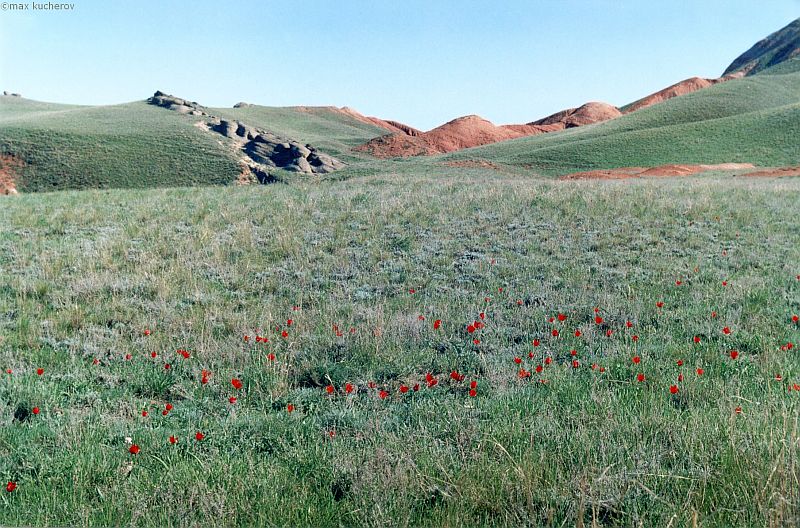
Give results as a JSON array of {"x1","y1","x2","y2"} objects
[
  {"x1": 129, "y1": 444, "x2": 140, "y2": 455},
  {"x1": 399, "y1": 385, "x2": 409, "y2": 393},
  {"x1": 169, "y1": 435, "x2": 177, "y2": 444},
  {"x1": 626, "y1": 321, "x2": 633, "y2": 328},
  {"x1": 287, "y1": 404, "x2": 295, "y2": 413},
  {"x1": 551, "y1": 329, "x2": 559, "y2": 337},
  {"x1": 469, "y1": 389, "x2": 477, "y2": 397},
  {"x1": 141, "y1": 410, "x2": 148, "y2": 417},
  {"x1": 32, "y1": 407, "x2": 40, "y2": 415},
  {"x1": 632, "y1": 356, "x2": 641, "y2": 364},
  {"x1": 594, "y1": 316, "x2": 603, "y2": 325},
  {"x1": 231, "y1": 378, "x2": 243, "y2": 390},
  {"x1": 533, "y1": 339, "x2": 541, "y2": 347},
  {"x1": 574, "y1": 330, "x2": 582, "y2": 337},
  {"x1": 36, "y1": 368, "x2": 43, "y2": 376},
  {"x1": 165, "y1": 403, "x2": 173, "y2": 411},
  {"x1": 345, "y1": 383, "x2": 354, "y2": 394},
  {"x1": 693, "y1": 336, "x2": 701, "y2": 344},
  {"x1": 6, "y1": 481, "x2": 16, "y2": 493},
  {"x1": 229, "y1": 397, "x2": 237, "y2": 404},
  {"x1": 514, "y1": 357, "x2": 522, "y2": 364},
  {"x1": 195, "y1": 432, "x2": 205, "y2": 441},
  {"x1": 656, "y1": 302, "x2": 664, "y2": 308},
  {"x1": 557, "y1": 313, "x2": 567, "y2": 322},
  {"x1": 729, "y1": 350, "x2": 739, "y2": 360},
  {"x1": 722, "y1": 327, "x2": 731, "y2": 335},
  {"x1": 696, "y1": 368, "x2": 704, "y2": 376},
  {"x1": 669, "y1": 385, "x2": 679, "y2": 395},
  {"x1": 325, "y1": 385, "x2": 334, "y2": 395},
  {"x1": 637, "y1": 373, "x2": 645, "y2": 382},
  {"x1": 379, "y1": 390, "x2": 389, "y2": 399},
  {"x1": 433, "y1": 319, "x2": 442, "y2": 330}
]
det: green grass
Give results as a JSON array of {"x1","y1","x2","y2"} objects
[
  {"x1": 1, "y1": 172, "x2": 799, "y2": 526},
  {"x1": 209, "y1": 105, "x2": 390, "y2": 161},
  {"x1": 444, "y1": 71, "x2": 800, "y2": 175},
  {"x1": 0, "y1": 98, "x2": 389, "y2": 193}
]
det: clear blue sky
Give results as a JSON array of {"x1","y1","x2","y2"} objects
[{"x1": 1, "y1": 0, "x2": 797, "y2": 130}]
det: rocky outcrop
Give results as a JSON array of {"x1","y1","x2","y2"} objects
[
  {"x1": 2, "y1": 91, "x2": 22, "y2": 97},
  {"x1": 147, "y1": 91, "x2": 209, "y2": 116},
  {"x1": 146, "y1": 91, "x2": 345, "y2": 179},
  {"x1": 723, "y1": 17, "x2": 800, "y2": 76}
]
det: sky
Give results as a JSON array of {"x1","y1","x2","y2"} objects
[{"x1": 0, "y1": 0, "x2": 798, "y2": 130}]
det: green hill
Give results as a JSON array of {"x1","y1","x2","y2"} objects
[
  {"x1": 723, "y1": 17, "x2": 800, "y2": 76},
  {"x1": 0, "y1": 96, "x2": 387, "y2": 193},
  {"x1": 443, "y1": 70, "x2": 800, "y2": 175}
]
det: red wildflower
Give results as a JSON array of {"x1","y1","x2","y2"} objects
[
  {"x1": 325, "y1": 385, "x2": 334, "y2": 395},
  {"x1": 696, "y1": 368, "x2": 704, "y2": 376},
  {"x1": 231, "y1": 378, "x2": 243, "y2": 390},
  {"x1": 551, "y1": 329, "x2": 559, "y2": 337},
  {"x1": 129, "y1": 444, "x2": 140, "y2": 455},
  {"x1": 678, "y1": 373, "x2": 684, "y2": 382},
  {"x1": 141, "y1": 410, "x2": 148, "y2": 417},
  {"x1": 606, "y1": 329, "x2": 613, "y2": 337},
  {"x1": 632, "y1": 356, "x2": 641, "y2": 364},
  {"x1": 730, "y1": 350, "x2": 739, "y2": 360},
  {"x1": 535, "y1": 365, "x2": 543, "y2": 373},
  {"x1": 267, "y1": 353, "x2": 276, "y2": 361},
  {"x1": 518, "y1": 368, "x2": 530, "y2": 378},
  {"x1": 6, "y1": 481, "x2": 16, "y2": 493},
  {"x1": 557, "y1": 313, "x2": 567, "y2": 322},
  {"x1": 574, "y1": 330, "x2": 582, "y2": 337},
  {"x1": 408, "y1": 288, "x2": 416, "y2": 294},
  {"x1": 572, "y1": 360, "x2": 580, "y2": 369},
  {"x1": 379, "y1": 390, "x2": 389, "y2": 399},
  {"x1": 32, "y1": 407, "x2": 40, "y2": 415},
  {"x1": 399, "y1": 384, "x2": 409, "y2": 393},
  {"x1": 473, "y1": 339, "x2": 480, "y2": 345},
  {"x1": 528, "y1": 351, "x2": 534, "y2": 359},
  {"x1": 514, "y1": 357, "x2": 522, "y2": 364},
  {"x1": 450, "y1": 370, "x2": 464, "y2": 381},
  {"x1": 36, "y1": 368, "x2": 43, "y2": 376},
  {"x1": 669, "y1": 385, "x2": 679, "y2": 395},
  {"x1": 722, "y1": 327, "x2": 731, "y2": 335},
  {"x1": 281, "y1": 330, "x2": 288, "y2": 338},
  {"x1": 656, "y1": 302, "x2": 664, "y2": 308},
  {"x1": 345, "y1": 383, "x2": 354, "y2": 394},
  {"x1": 164, "y1": 363, "x2": 171, "y2": 370},
  {"x1": 693, "y1": 336, "x2": 701, "y2": 344},
  {"x1": 545, "y1": 357, "x2": 553, "y2": 365},
  {"x1": 722, "y1": 280, "x2": 728, "y2": 287},
  {"x1": 676, "y1": 359, "x2": 684, "y2": 366},
  {"x1": 775, "y1": 374, "x2": 783, "y2": 382},
  {"x1": 533, "y1": 339, "x2": 541, "y2": 347},
  {"x1": 469, "y1": 389, "x2": 477, "y2": 397},
  {"x1": 144, "y1": 329, "x2": 151, "y2": 336},
  {"x1": 286, "y1": 319, "x2": 293, "y2": 326},
  {"x1": 433, "y1": 319, "x2": 442, "y2": 330},
  {"x1": 169, "y1": 435, "x2": 177, "y2": 444},
  {"x1": 626, "y1": 321, "x2": 633, "y2": 328},
  {"x1": 470, "y1": 380, "x2": 477, "y2": 389},
  {"x1": 467, "y1": 325, "x2": 476, "y2": 334},
  {"x1": 229, "y1": 397, "x2": 237, "y2": 404},
  {"x1": 735, "y1": 406, "x2": 742, "y2": 415},
  {"x1": 244, "y1": 335, "x2": 250, "y2": 342},
  {"x1": 570, "y1": 349, "x2": 577, "y2": 357},
  {"x1": 413, "y1": 384, "x2": 420, "y2": 391},
  {"x1": 792, "y1": 315, "x2": 799, "y2": 323},
  {"x1": 594, "y1": 316, "x2": 603, "y2": 325},
  {"x1": 150, "y1": 351, "x2": 157, "y2": 358},
  {"x1": 632, "y1": 335, "x2": 639, "y2": 342},
  {"x1": 195, "y1": 432, "x2": 205, "y2": 441},
  {"x1": 479, "y1": 312, "x2": 485, "y2": 320},
  {"x1": 637, "y1": 373, "x2": 645, "y2": 382},
  {"x1": 165, "y1": 403, "x2": 173, "y2": 411},
  {"x1": 676, "y1": 280, "x2": 682, "y2": 286}
]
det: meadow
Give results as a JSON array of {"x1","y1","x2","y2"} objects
[{"x1": 1, "y1": 171, "x2": 799, "y2": 527}]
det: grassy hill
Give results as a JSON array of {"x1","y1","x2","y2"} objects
[
  {"x1": 723, "y1": 17, "x2": 800, "y2": 76},
  {"x1": 209, "y1": 105, "x2": 391, "y2": 162},
  {"x1": 444, "y1": 70, "x2": 800, "y2": 175},
  {"x1": 0, "y1": 97, "x2": 388, "y2": 193}
]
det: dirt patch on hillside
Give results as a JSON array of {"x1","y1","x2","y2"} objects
[
  {"x1": 0, "y1": 154, "x2": 23, "y2": 195},
  {"x1": 738, "y1": 166, "x2": 800, "y2": 178},
  {"x1": 560, "y1": 163, "x2": 755, "y2": 180},
  {"x1": 531, "y1": 102, "x2": 622, "y2": 128}
]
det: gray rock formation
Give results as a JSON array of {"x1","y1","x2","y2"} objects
[{"x1": 146, "y1": 91, "x2": 345, "y2": 178}]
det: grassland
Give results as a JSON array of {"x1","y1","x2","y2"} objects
[{"x1": 1, "y1": 171, "x2": 799, "y2": 527}]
